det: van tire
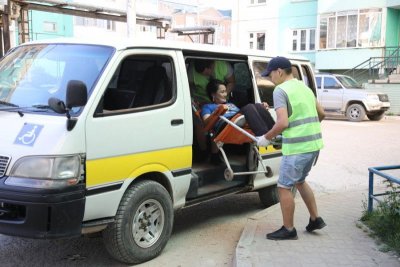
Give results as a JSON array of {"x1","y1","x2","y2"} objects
[
  {"x1": 367, "y1": 111, "x2": 385, "y2": 121},
  {"x1": 102, "y1": 180, "x2": 173, "y2": 264},
  {"x1": 258, "y1": 185, "x2": 279, "y2": 208},
  {"x1": 346, "y1": 104, "x2": 365, "y2": 122}
]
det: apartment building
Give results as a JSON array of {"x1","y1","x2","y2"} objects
[
  {"x1": 231, "y1": 0, "x2": 317, "y2": 64},
  {"x1": 232, "y1": 0, "x2": 400, "y2": 73},
  {"x1": 170, "y1": 7, "x2": 231, "y2": 45}
]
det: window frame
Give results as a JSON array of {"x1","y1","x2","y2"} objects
[
  {"x1": 96, "y1": 54, "x2": 176, "y2": 117},
  {"x1": 318, "y1": 8, "x2": 382, "y2": 50},
  {"x1": 249, "y1": 31, "x2": 266, "y2": 51},
  {"x1": 291, "y1": 28, "x2": 316, "y2": 52}
]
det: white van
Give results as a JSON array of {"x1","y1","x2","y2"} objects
[{"x1": 0, "y1": 39, "x2": 317, "y2": 264}]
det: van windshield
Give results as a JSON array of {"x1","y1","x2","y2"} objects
[
  {"x1": 0, "y1": 44, "x2": 114, "y2": 113},
  {"x1": 337, "y1": 75, "x2": 362, "y2": 89}
]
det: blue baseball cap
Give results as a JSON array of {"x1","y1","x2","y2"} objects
[{"x1": 261, "y1": 56, "x2": 292, "y2": 77}]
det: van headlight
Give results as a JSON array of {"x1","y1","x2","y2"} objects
[
  {"x1": 367, "y1": 94, "x2": 379, "y2": 101},
  {"x1": 6, "y1": 155, "x2": 82, "y2": 189}
]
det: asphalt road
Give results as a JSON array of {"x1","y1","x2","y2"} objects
[{"x1": 1, "y1": 115, "x2": 399, "y2": 267}]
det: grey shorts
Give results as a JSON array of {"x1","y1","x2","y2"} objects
[{"x1": 278, "y1": 151, "x2": 320, "y2": 189}]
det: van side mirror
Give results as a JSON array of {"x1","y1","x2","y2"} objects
[
  {"x1": 48, "y1": 97, "x2": 66, "y2": 114},
  {"x1": 66, "y1": 80, "x2": 88, "y2": 109},
  {"x1": 48, "y1": 80, "x2": 88, "y2": 131}
]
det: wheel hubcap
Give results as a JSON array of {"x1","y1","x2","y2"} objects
[
  {"x1": 349, "y1": 108, "x2": 360, "y2": 119},
  {"x1": 132, "y1": 199, "x2": 165, "y2": 248}
]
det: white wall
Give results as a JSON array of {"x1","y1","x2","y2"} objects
[
  {"x1": 318, "y1": 0, "x2": 387, "y2": 12},
  {"x1": 72, "y1": 0, "x2": 159, "y2": 40},
  {"x1": 232, "y1": 1, "x2": 280, "y2": 53}
]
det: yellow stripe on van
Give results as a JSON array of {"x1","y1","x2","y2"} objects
[
  {"x1": 86, "y1": 146, "x2": 192, "y2": 187},
  {"x1": 259, "y1": 145, "x2": 280, "y2": 154}
]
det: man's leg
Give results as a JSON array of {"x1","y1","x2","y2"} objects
[
  {"x1": 295, "y1": 151, "x2": 327, "y2": 232},
  {"x1": 296, "y1": 181, "x2": 318, "y2": 220},
  {"x1": 279, "y1": 187, "x2": 295, "y2": 229},
  {"x1": 266, "y1": 186, "x2": 298, "y2": 240}
]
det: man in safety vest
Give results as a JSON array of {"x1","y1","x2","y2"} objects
[
  {"x1": 256, "y1": 56, "x2": 326, "y2": 240},
  {"x1": 188, "y1": 59, "x2": 235, "y2": 105}
]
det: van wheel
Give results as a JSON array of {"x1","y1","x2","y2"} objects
[
  {"x1": 102, "y1": 180, "x2": 173, "y2": 264},
  {"x1": 367, "y1": 111, "x2": 385, "y2": 121},
  {"x1": 258, "y1": 185, "x2": 279, "y2": 208},
  {"x1": 346, "y1": 104, "x2": 365, "y2": 122}
]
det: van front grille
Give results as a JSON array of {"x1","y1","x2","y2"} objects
[{"x1": 0, "y1": 155, "x2": 11, "y2": 177}]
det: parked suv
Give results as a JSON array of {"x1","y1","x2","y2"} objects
[{"x1": 315, "y1": 73, "x2": 390, "y2": 122}]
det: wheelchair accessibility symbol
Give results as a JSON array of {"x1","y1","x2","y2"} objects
[{"x1": 14, "y1": 123, "x2": 43, "y2": 146}]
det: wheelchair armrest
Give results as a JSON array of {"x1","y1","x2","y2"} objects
[{"x1": 203, "y1": 104, "x2": 228, "y2": 132}]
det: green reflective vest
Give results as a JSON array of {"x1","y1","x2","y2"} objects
[
  {"x1": 280, "y1": 79, "x2": 323, "y2": 155},
  {"x1": 193, "y1": 60, "x2": 229, "y2": 103}
]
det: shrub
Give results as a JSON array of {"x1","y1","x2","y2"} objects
[{"x1": 361, "y1": 181, "x2": 400, "y2": 254}]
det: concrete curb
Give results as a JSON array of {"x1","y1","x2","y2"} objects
[{"x1": 233, "y1": 203, "x2": 281, "y2": 267}]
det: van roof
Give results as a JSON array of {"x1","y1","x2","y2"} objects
[
  {"x1": 20, "y1": 37, "x2": 309, "y2": 62},
  {"x1": 315, "y1": 73, "x2": 348, "y2": 77}
]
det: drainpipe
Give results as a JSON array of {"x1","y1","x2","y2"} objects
[{"x1": 126, "y1": 0, "x2": 136, "y2": 40}]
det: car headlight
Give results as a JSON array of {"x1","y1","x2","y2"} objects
[
  {"x1": 367, "y1": 94, "x2": 379, "y2": 101},
  {"x1": 6, "y1": 155, "x2": 82, "y2": 189}
]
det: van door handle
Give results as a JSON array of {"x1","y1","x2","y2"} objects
[
  {"x1": 171, "y1": 119, "x2": 183, "y2": 126},
  {"x1": 323, "y1": 90, "x2": 328, "y2": 92}
]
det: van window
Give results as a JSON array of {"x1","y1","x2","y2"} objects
[
  {"x1": 324, "y1": 77, "x2": 342, "y2": 89},
  {"x1": 252, "y1": 61, "x2": 302, "y2": 106},
  {"x1": 0, "y1": 44, "x2": 112, "y2": 113},
  {"x1": 185, "y1": 57, "x2": 253, "y2": 108},
  {"x1": 316, "y1": 76, "x2": 322, "y2": 89},
  {"x1": 291, "y1": 65, "x2": 301, "y2": 80},
  {"x1": 98, "y1": 55, "x2": 174, "y2": 114},
  {"x1": 252, "y1": 61, "x2": 275, "y2": 106},
  {"x1": 232, "y1": 62, "x2": 254, "y2": 107}
]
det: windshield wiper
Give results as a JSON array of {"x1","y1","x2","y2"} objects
[
  {"x1": 31, "y1": 104, "x2": 51, "y2": 110},
  {"x1": 0, "y1": 100, "x2": 19, "y2": 108},
  {"x1": 0, "y1": 101, "x2": 24, "y2": 117}
]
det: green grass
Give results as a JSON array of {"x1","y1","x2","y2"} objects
[{"x1": 361, "y1": 182, "x2": 400, "y2": 254}]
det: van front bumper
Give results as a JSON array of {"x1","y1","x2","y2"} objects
[{"x1": 0, "y1": 177, "x2": 85, "y2": 239}]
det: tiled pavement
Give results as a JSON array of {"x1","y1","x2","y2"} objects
[{"x1": 234, "y1": 187, "x2": 400, "y2": 267}]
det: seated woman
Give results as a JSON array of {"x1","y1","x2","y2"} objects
[
  {"x1": 201, "y1": 79, "x2": 275, "y2": 164},
  {"x1": 201, "y1": 80, "x2": 240, "y2": 132}
]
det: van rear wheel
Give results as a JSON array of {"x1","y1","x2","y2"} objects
[
  {"x1": 258, "y1": 185, "x2": 297, "y2": 208},
  {"x1": 258, "y1": 185, "x2": 279, "y2": 208},
  {"x1": 102, "y1": 180, "x2": 173, "y2": 264}
]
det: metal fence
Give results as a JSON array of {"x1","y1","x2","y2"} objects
[{"x1": 368, "y1": 165, "x2": 400, "y2": 212}]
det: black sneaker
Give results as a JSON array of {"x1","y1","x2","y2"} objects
[
  {"x1": 266, "y1": 226, "x2": 298, "y2": 240},
  {"x1": 306, "y1": 217, "x2": 326, "y2": 232}
]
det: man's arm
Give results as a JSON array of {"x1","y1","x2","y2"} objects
[
  {"x1": 316, "y1": 99, "x2": 325, "y2": 122},
  {"x1": 264, "y1": 107, "x2": 289, "y2": 140}
]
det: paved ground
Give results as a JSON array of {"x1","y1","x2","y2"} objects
[
  {"x1": 234, "y1": 115, "x2": 400, "y2": 267},
  {"x1": 235, "y1": 188, "x2": 400, "y2": 267}
]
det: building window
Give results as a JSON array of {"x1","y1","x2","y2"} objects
[
  {"x1": 107, "y1": 20, "x2": 116, "y2": 31},
  {"x1": 250, "y1": 0, "x2": 266, "y2": 4},
  {"x1": 249, "y1": 32, "x2": 265, "y2": 50},
  {"x1": 203, "y1": 20, "x2": 218, "y2": 26},
  {"x1": 74, "y1": 17, "x2": 116, "y2": 31},
  {"x1": 292, "y1": 28, "x2": 315, "y2": 51},
  {"x1": 319, "y1": 8, "x2": 382, "y2": 49},
  {"x1": 43, "y1": 21, "x2": 57, "y2": 32}
]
